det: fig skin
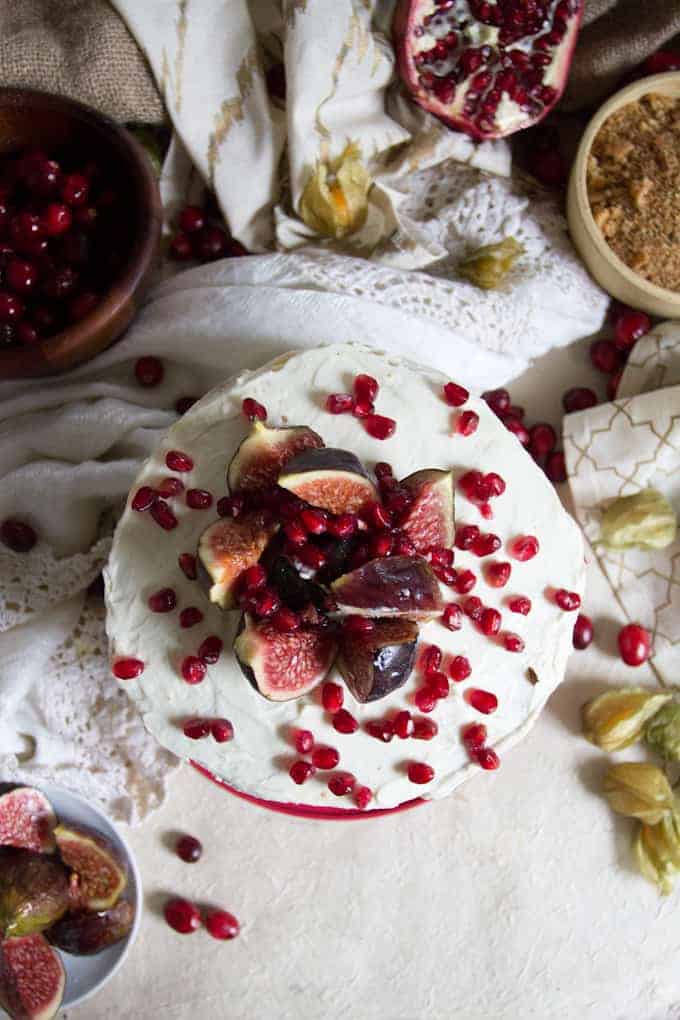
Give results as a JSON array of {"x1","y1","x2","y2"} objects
[
  {"x1": 0, "y1": 933, "x2": 65, "y2": 1020},
  {"x1": 54, "y1": 825, "x2": 127, "y2": 912},
  {"x1": 228, "y1": 421, "x2": 324, "y2": 493},
  {"x1": 278, "y1": 447, "x2": 378, "y2": 514},
  {"x1": 0, "y1": 849, "x2": 70, "y2": 939},
  {"x1": 234, "y1": 613, "x2": 337, "y2": 702},
  {"x1": 331, "y1": 556, "x2": 444, "y2": 620},
  {"x1": 0, "y1": 788, "x2": 56, "y2": 854},
  {"x1": 47, "y1": 900, "x2": 134, "y2": 956},
  {"x1": 337, "y1": 619, "x2": 419, "y2": 702}
]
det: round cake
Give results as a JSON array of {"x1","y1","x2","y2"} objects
[{"x1": 104, "y1": 343, "x2": 585, "y2": 812}]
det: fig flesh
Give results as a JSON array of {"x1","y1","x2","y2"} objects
[
  {"x1": 198, "y1": 511, "x2": 277, "y2": 610},
  {"x1": 234, "y1": 614, "x2": 337, "y2": 701},
  {"x1": 228, "y1": 421, "x2": 324, "y2": 493},
  {"x1": 278, "y1": 448, "x2": 378, "y2": 514},
  {"x1": 0, "y1": 850, "x2": 69, "y2": 939},
  {"x1": 0, "y1": 934, "x2": 65, "y2": 1020},
  {"x1": 338, "y1": 619, "x2": 418, "y2": 702},
  {"x1": 47, "y1": 900, "x2": 134, "y2": 956},
  {"x1": 54, "y1": 825, "x2": 127, "y2": 912},
  {"x1": 399, "y1": 469, "x2": 454, "y2": 553},
  {"x1": 0, "y1": 789, "x2": 56, "y2": 854},
  {"x1": 331, "y1": 556, "x2": 444, "y2": 620}
]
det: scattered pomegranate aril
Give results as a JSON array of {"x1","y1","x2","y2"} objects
[
  {"x1": 421, "y1": 645, "x2": 442, "y2": 675},
  {"x1": 510, "y1": 535, "x2": 539, "y2": 561},
  {"x1": 364, "y1": 414, "x2": 396, "y2": 440},
  {"x1": 211, "y1": 718, "x2": 234, "y2": 743},
  {"x1": 366, "y1": 719, "x2": 395, "y2": 742},
  {"x1": 240, "y1": 564, "x2": 267, "y2": 592},
  {"x1": 176, "y1": 835, "x2": 203, "y2": 863},
  {"x1": 528, "y1": 423, "x2": 556, "y2": 458},
  {"x1": 178, "y1": 552, "x2": 198, "y2": 580},
  {"x1": 407, "y1": 762, "x2": 434, "y2": 785},
  {"x1": 393, "y1": 710, "x2": 414, "y2": 739},
  {"x1": 482, "y1": 388, "x2": 510, "y2": 415},
  {"x1": 182, "y1": 717, "x2": 210, "y2": 740},
  {"x1": 179, "y1": 606, "x2": 204, "y2": 630},
  {"x1": 178, "y1": 205, "x2": 206, "y2": 234},
  {"x1": 456, "y1": 524, "x2": 480, "y2": 549},
  {"x1": 444, "y1": 381, "x2": 469, "y2": 406},
  {"x1": 294, "y1": 729, "x2": 315, "y2": 754},
  {"x1": 150, "y1": 499, "x2": 178, "y2": 531},
  {"x1": 6, "y1": 258, "x2": 38, "y2": 294},
  {"x1": 472, "y1": 533, "x2": 501, "y2": 557},
  {"x1": 166, "y1": 450, "x2": 194, "y2": 473},
  {"x1": 135, "y1": 356, "x2": 164, "y2": 388},
  {"x1": 333, "y1": 709, "x2": 359, "y2": 734},
  {"x1": 475, "y1": 746, "x2": 500, "y2": 770},
  {"x1": 554, "y1": 588, "x2": 581, "y2": 611},
  {"x1": 311, "y1": 746, "x2": 340, "y2": 770},
  {"x1": 148, "y1": 587, "x2": 177, "y2": 613},
  {"x1": 0, "y1": 518, "x2": 37, "y2": 552},
  {"x1": 503, "y1": 632, "x2": 525, "y2": 652},
  {"x1": 297, "y1": 544, "x2": 327, "y2": 570},
  {"x1": 457, "y1": 410, "x2": 479, "y2": 436},
  {"x1": 186, "y1": 488, "x2": 213, "y2": 510},
  {"x1": 613, "y1": 308, "x2": 651, "y2": 351},
  {"x1": 462, "y1": 722, "x2": 487, "y2": 750},
  {"x1": 463, "y1": 596, "x2": 484, "y2": 622},
  {"x1": 449, "y1": 655, "x2": 472, "y2": 683},
  {"x1": 270, "y1": 607, "x2": 301, "y2": 633},
  {"x1": 429, "y1": 672, "x2": 450, "y2": 699},
  {"x1": 354, "y1": 373, "x2": 379, "y2": 403},
  {"x1": 486, "y1": 561, "x2": 511, "y2": 588},
  {"x1": 205, "y1": 909, "x2": 240, "y2": 941},
  {"x1": 164, "y1": 898, "x2": 201, "y2": 935},
  {"x1": 354, "y1": 785, "x2": 373, "y2": 810},
  {"x1": 61, "y1": 172, "x2": 89, "y2": 207},
  {"x1": 508, "y1": 595, "x2": 532, "y2": 615},
  {"x1": 480, "y1": 607, "x2": 502, "y2": 636},
  {"x1": 289, "y1": 760, "x2": 316, "y2": 785},
  {"x1": 413, "y1": 718, "x2": 438, "y2": 740},
  {"x1": 181, "y1": 656, "x2": 207, "y2": 685},
  {"x1": 169, "y1": 233, "x2": 193, "y2": 261},
  {"x1": 328, "y1": 772, "x2": 356, "y2": 796},
  {"x1": 300, "y1": 508, "x2": 328, "y2": 534},
  {"x1": 572, "y1": 613, "x2": 593, "y2": 650},
  {"x1": 112, "y1": 657, "x2": 144, "y2": 680},
  {"x1": 198, "y1": 636, "x2": 223, "y2": 664},
  {"x1": 157, "y1": 477, "x2": 184, "y2": 498},
  {"x1": 590, "y1": 339, "x2": 621, "y2": 375},
  {"x1": 322, "y1": 682, "x2": 344, "y2": 713},
  {"x1": 563, "y1": 387, "x2": 597, "y2": 413},
  {"x1": 503, "y1": 416, "x2": 530, "y2": 446},
  {"x1": 327, "y1": 513, "x2": 358, "y2": 539},
  {"x1": 326, "y1": 392, "x2": 354, "y2": 414},
  {"x1": 353, "y1": 399, "x2": 374, "y2": 419},
  {"x1": 466, "y1": 688, "x2": 498, "y2": 714},
  {"x1": 545, "y1": 450, "x2": 567, "y2": 484},
  {"x1": 618, "y1": 623, "x2": 651, "y2": 667},
  {"x1": 0, "y1": 290, "x2": 23, "y2": 321},
  {"x1": 242, "y1": 397, "x2": 267, "y2": 422},
  {"x1": 193, "y1": 225, "x2": 230, "y2": 261},
  {"x1": 415, "y1": 687, "x2": 438, "y2": 713},
  {"x1": 442, "y1": 603, "x2": 463, "y2": 630}
]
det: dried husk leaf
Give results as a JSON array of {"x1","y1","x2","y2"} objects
[
  {"x1": 600, "y1": 489, "x2": 677, "y2": 550},
  {"x1": 458, "y1": 237, "x2": 524, "y2": 290},
  {"x1": 582, "y1": 688, "x2": 672, "y2": 752},
  {"x1": 645, "y1": 702, "x2": 680, "y2": 762},
  {"x1": 299, "y1": 142, "x2": 372, "y2": 240},
  {"x1": 603, "y1": 762, "x2": 675, "y2": 825},
  {"x1": 633, "y1": 809, "x2": 680, "y2": 894}
]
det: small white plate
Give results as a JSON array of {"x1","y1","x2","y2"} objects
[{"x1": 0, "y1": 783, "x2": 142, "y2": 1014}]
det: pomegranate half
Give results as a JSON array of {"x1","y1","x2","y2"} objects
[{"x1": 393, "y1": 0, "x2": 583, "y2": 140}]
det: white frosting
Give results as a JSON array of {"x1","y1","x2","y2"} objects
[{"x1": 105, "y1": 344, "x2": 584, "y2": 810}]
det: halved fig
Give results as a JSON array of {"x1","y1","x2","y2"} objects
[
  {"x1": 278, "y1": 448, "x2": 378, "y2": 514},
  {"x1": 0, "y1": 849, "x2": 69, "y2": 939},
  {"x1": 54, "y1": 825, "x2": 127, "y2": 912},
  {"x1": 331, "y1": 556, "x2": 444, "y2": 619},
  {"x1": 228, "y1": 421, "x2": 324, "y2": 493},
  {"x1": 0, "y1": 788, "x2": 56, "y2": 854},
  {"x1": 234, "y1": 614, "x2": 337, "y2": 701},
  {"x1": 47, "y1": 900, "x2": 134, "y2": 956},
  {"x1": 399, "y1": 469, "x2": 454, "y2": 553},
  {"x1": 0, "y1": 934, "x2": 65, "y2": 1020},
  {"x1": 198, "y1": 511, "x2": 276, "y2": 610},
  {"x1": 338, "y1": 619, "x2": 418, "y2": 702}
]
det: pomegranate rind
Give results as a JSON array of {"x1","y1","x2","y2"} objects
[
  {"x1": 338, "y1": 619, "x2": 418, "y2": 702},
  {"x1": 331, "y1": 556, "x2": 444, "y2": 620},
  {"x1": 198, "y1": 512, "x2": 277, "y2": 610},
  {"x1": 399, "y1": 469, "x2": 454, "y2": 553},
  {"x1": 0, "y1": 789, "x2": 56, "y2": 855},
  {"x1": 234, "y1": 614, "x2": 337, "y2": 702},
  {"x1": 0, "y1": 934, "x2": 65, "y2": 1020},
  {"x1": 53, "y1": 825, "x2": 127, "y2": 912},
  {"x1": 393, "y1": 0, "x2": 584, "y2": 141},
  {"x1": 227, "y1": 422, "x2": 324, "y2": 494},
  {"x1": 0, "y1": 850, "x2": 70, "y2": 939},
  {"x1": 278, "y1": 447, "x2": 378, "y2": 514},
  {"x1": 47, "y1": 900, "x2": 134, "y2": 956}
]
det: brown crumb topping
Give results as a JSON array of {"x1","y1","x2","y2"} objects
[{"x1": 587, "y1": 92, "x2": 680, "y2": 292}]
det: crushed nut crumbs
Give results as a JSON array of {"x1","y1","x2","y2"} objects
[{"x1": 587, "y1": 92, "x2": 680, "y2": 292}]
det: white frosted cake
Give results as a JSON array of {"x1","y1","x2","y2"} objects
[{"x1": 104, "y1": 343, "x2": 584, "y2": 812}]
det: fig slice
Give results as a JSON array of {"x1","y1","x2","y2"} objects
[
  {"x1": 228, "y1": 421, "x2": 324, "y2": 494},
  {"x1": 399, "y1": 469, "x2": 455, "y2": 553},
  {"x1": 0, "y1": 789, "x2": 56, "y2": 854},
  {"x1": 47, "y1": 900, "x2": 134, "y2": 956},
  {"x1": 0, "y1": 934, "x2": 65, "y2": 1020},
  {"x1": 338, "y1": 619, "x2": 419, "y2": 702},
  {"x1": 234, "y1": 614, "x2": 337, "y2": 701},
  {"x1": 198, "y1": 511, "x2": 277, "y2": 610},
  {"x1": 331, "y1": 556, "x2": 444, "y2": 620},
  {"x1": 0, "y1": 849, "x2": 70, "y2": 939},
  {"x1": 53, "y1": 825, "x2": 127, "y2": 912},
  {"x1": 278, "y1": 448, "x2": 378, "y2": 514}
]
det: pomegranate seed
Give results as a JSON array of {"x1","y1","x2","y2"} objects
[
  {"x1": 457, "y1": 410, "x2": 479, "y2": 436},
  {"x1": 413, "y1": 718, "x2": 438, "y2": 740},
  {"x1": 415, "y1": 687, "x2": 438, "y2": 713},
  {"x1": 294, "y1": 729, "x2": 315, "y2": 754},
  {"x1": 62, "y1": 172, "x2": 89, "y2": 206},
  {"x1": 428, "y1": 546, "x2": 454, "y2": 569},
  {"x1": 16, "y1": 322, "x2": 39, "y2": 345},
  {"x1": 590, "y1": 339, "x2": 621, "y2": 374},
  {"x1": 510, "y1": 535, "x2": 539, "y2": 561},
  {"x1": 311, "y1": 746, "x2": 340, "y2": 770},
  {"x1": 178, "y1": 205, "x2": 205, "y2": 234},
  {"x1": 242, "y1": 397, "x2": 267, "y2": 421},
  {"x1": 508, "y1": 595, "x2": 532, "y2": 615},
  {"x1": 466, "y1": 688, "x2": 498, "y2": 714},
  {"x1": 151, "y1": 499, "x2": 178, "y2": 530},
  {"x1": 463, "y1": 596, "x2": 483, "y2": 621},
  {"x1": 181, "y1": 656, "x2": 206, "y2": 684},
  {"x1": 43, "y1": 202, "x2": 72, "y2": 236},
  {"x1": 326, "y1": 392, "x2": 354, "y2": 414},
  {"x1": 6, "y1": 258, "x2": 37, "y2": 294},
  {"x1": 375, "y1": 462, "x2": 393, "y2": 480},
  {"x1": 354, "y1": 785, "x2": 373, "y2": 810},
  {"x1": 169, "y1": 232, "x2": 193, "y2": 260},
  {"x1": 199, "y1": 636, "x2": 223, "y2": 664},
  {"x1": 179, "y1": 606, "x2": 203, "y2": 629},
  {"x1": 393, "y1": 535, "x2": 417, "y2": 556},
  {"x1": 484, "y1": 473, "x2": 506, "y2": 497},
  {"x1": 507, "y1": 405, "x2": 525, "y2": 421},
  {"x1": 183, "y1": 717, "x2": 210, "y2": 740},
  {"x1": 429, "y1": 672, "x2": 450, "y2": 699},
  {"x1": 205, "y1": 910, "x2": 240, "y2": 941},
  {"x1": 175, "y1": 396, "x2": 197, "y2": 415},
  {"x1": 148, "y1": 587, "x2": 177, "y2": 613},
  {"x1": 454, "y1": 570, "x2": 477, "y2": 594},
  {"x1": 482, "y1": 388, "x2": 510, "y2": 415},
  {"x1": 157, "y1": 477, "x2": 184, "y2": 497},
  {"x1": 353, "y1": 399, "x2": 374, "y2": 419},
  {"x1": 252, "y1": 589, "x2": 280, "y2": 617},
  {"x1": 164, "y1": 898, "x2": 201, "y2": 934},
  {"x1": 271, "y1": 607, "x2": 300, "y2": 632},
  {"x1": 573, "y1": 614, "x2": 594, "y2": 650},
  {"x1": 432, "y1": 563, "x2": 456, "y2": 585},
  {"x1": 343, "y1": 615, "x2": 375, "y2": 635},
  {"x1": 475, "y1": 746, "x2": 500, "y2": 770},
  {"x1": 166, "y1": 450, "x2": 194, "y2": 472},
  {"x1": 366, "y1": 501, "x2": 392, "y2": 529},
  {"x1": 112, "y1": 657, "x2": 144, "y2": 680},
  {"x1": 328, "y1": 772, "x2": 356, "y2": 796},
  {"x1": 176, "y1": 835, "x2": 203, "y2": 862},
  {"x1": 300, "y1": 508, "x2": 328, "y2": 534},
  {"x1": 504, "y1": 416, "x2": 530, "y2": 445},
  {"x1": 444, "y1": 381, "x2": 469, "y2": 406},
  {"x1": 486, "y1": 561, "x2": 511, "y2": 587},
  {"x1": 364, "y1": 414, "x2": 396, "y2": 440},
  {"x1": 211, "y1": 718, "x2": 234, "y2": 742},
  {"x1": 131, "y1": 486, "x2": 156, "y2": 512},
  {"x1": 442, "y1": 603, "x2": 463, "y2": 631},
  {"x1": 528, "y1": 423, "x2": 556, "y2": 458},
  {"x1": 421, "y1": 645, "x2": 442, "y2": 675},
  {"x1": 366, "y1": 719, "x2": 395, "y2": 742},
  {"x1": 554, "y1": 589, "x2": 581, "y2": 611},
  {"x1": 393, "y1": 711, "x2": 414, "y2": 739},
  {"x1": 449, "y1": 655, "x2": 472, "y2": 682},
  {"x1": 472, "y1": 533, "x2": 501, "y2": 557},
  {"x1": 135, "y1": 356, "x2": 164, "y2": 388},
  {"x1": 563, "y1": 387, "x2": 597, "y2": 413},
  {"x1": 333, "y1": 709, "x2": 359, "y2": 734},
  {"x1": 614, "y1": 309, "x2": 650, "y2": 351},
  {"x1": 480, "y1": 607, "x2": 502, "y2": 636},
  {"x1": 240, "y1": 564, "x2": 267, "y2": 591},
  {"x1": 607, "y1": 371, "x2": 622, "y2": 401},
  {"x1": 354, "y1": 374, "x2": 379, "y2": 403},
  {"x1": 328, "y1": 514, "x2": 359, "y2": 540},
  {"x1": 618, "y1": 623, "x2": 651, "y2": 667},
  {"x1": 456, "y1": 524, "x2": 480, "y2": 549},
  {"x1": 408, "y1": 762, "x2": 434, "y2": 784},
  {"x1": 178, "y1": 553, "x2": 197, "y2": 579},
  {"x1": 217, "y1": 495, "x2": 244, "y2": 518},
  {"x1": 322, "y1": 682, "x2": 344, "y2": 713},
  {"x1": 462, "y1": 723, "x2": 487, "y2": 750},
  {"x1": 284, "y1": 520, "x2": 307, "y2": 546},
  {"x1": 503, "y1": 632, "x2": 525, "y2": 652},
  {"x1": 298, "y1": 544, "x2": 327, "y2": 570},
  {"x1": 289, "y1": 760, "x2": 316, "y2": 785},
  {"x1": 546, "y1": 451, "x2": 567, "y2": 484},
  {"x1": 186, "y1": 488, "x2": 213, "y2": 510},
  {"x1": 0, "y1": 518, "x2": 37, "y2": 552}
]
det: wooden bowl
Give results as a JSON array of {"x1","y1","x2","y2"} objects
[
  {"x1": 0, "y1": 88, "x2": 162, "y2": 378},
  {"x1": 567, "y1": 73, "x2": 680, "y2": 319}
]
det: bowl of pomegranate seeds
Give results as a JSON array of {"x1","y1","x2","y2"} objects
[{"x1": 0, "y1": 88, "x2": 161, "y2": 378}]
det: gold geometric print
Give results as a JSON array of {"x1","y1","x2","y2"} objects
[{"x1": 206, "y1": 46, "x2": 261, "y2": 185}]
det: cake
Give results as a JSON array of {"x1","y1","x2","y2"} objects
[{"x1": 104, "y1": 343, "x2": 585, "y2": 812}]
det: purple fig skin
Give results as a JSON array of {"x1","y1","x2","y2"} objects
[
  {"x1": 0, "y1": 849, "x2": 70, "y2": 939},
  {"x1": 0, "y1": 933, "x2": 65, "y2": 1020},
  {"x1": 227, "y1": 421, "x2": 324, "y2": 493},
  {"x1": 47, "y1": 900, "x2": 134, "y2": 956},
  {"x1": 331, "y1": 556, "x2": 444, "y2": 619},
  {"x1": 278, "y1": 447, "x2": 378, "y2": 514},
  {"x1": 234, "y1": 613, "x2": 337, "y2": 702},
  {"x1": 338, "y1": 619, "x2": 418, "y2": 702}
]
